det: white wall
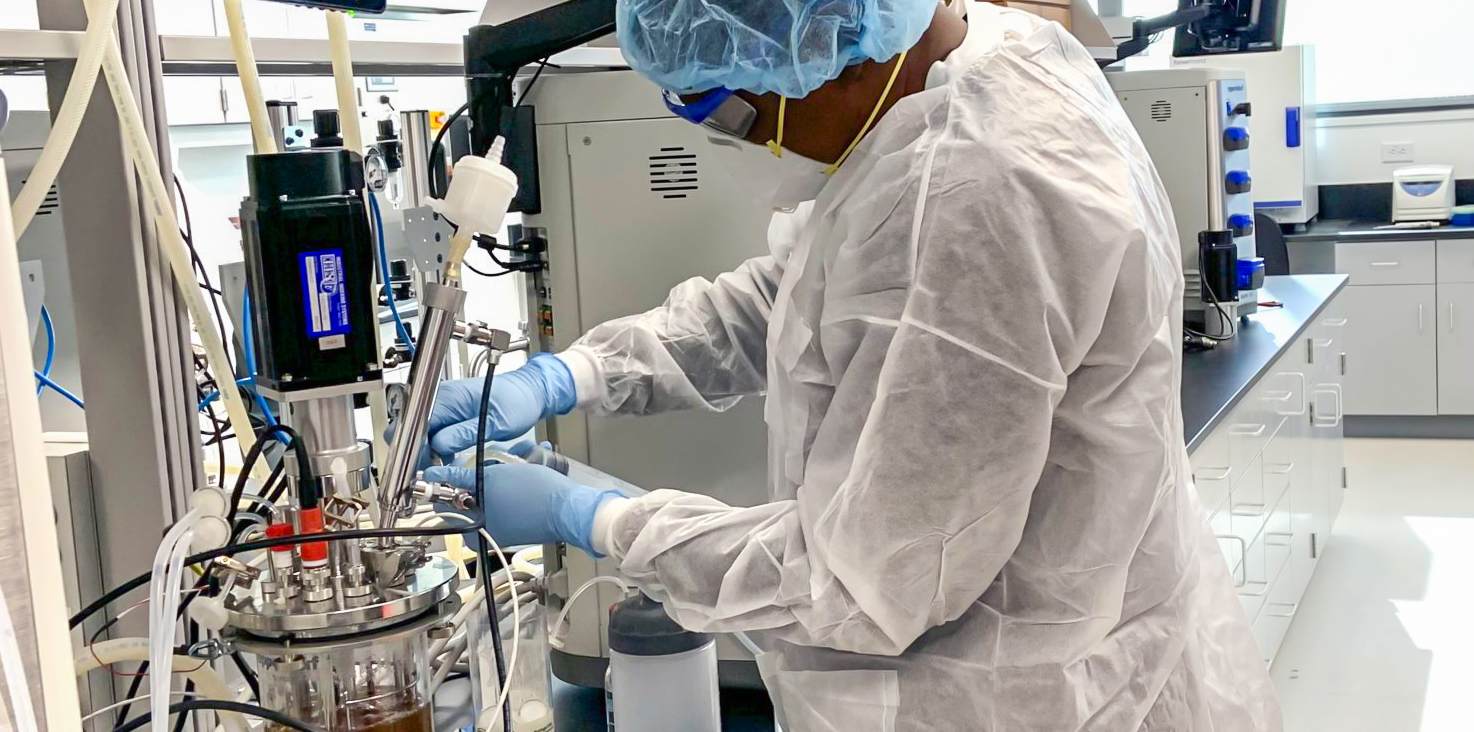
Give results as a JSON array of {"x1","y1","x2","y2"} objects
[{"x1": 1315, "y1": 109, "x2": 1474, "y2": 185}]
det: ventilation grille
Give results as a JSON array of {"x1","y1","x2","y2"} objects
[
  {"x1": 1150, "y1": 100, "x2": 1173, "y2": 122},
  {"x1": 649, "y1": 147, "x2": 698, "y2": 199},
  {"x1": 20, "y1": 180, "x2": 61, "y2": 217}
]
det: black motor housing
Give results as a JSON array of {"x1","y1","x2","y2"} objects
[{"x1": 240, "y1": 148, "x2": 382, "y2": 393}]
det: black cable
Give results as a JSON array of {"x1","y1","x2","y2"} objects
[
  {"x1": 71, "y1": 520, "x2": 480, "y2": 630},
  {"x1": 515, "y1": 60, "x2": 549, "y2": 108},
  {"x1": 429, "y1": 60, "x2": 545, "y2": 200},
  {"x1": 463, "y1": 260, "x2": 516, "y2": 278},
  {"x1": 230, "y1": 651, "x2": 261, "y2": 700},
  {"x1": 427, "y1": 100, "x2": 470, "y2": 200},
  {"x1": 111, "y1": 578, "x2": 211, "y2": 729},
  {"x1": 201, "y1": 397, "x2": 228, "y2": 487},
  {"x1": 175, "y1": 175, "x2": 234, "y2": 375},
  {"x1": 113, "y1": 699, "x2": 325, "y2": 732},
  {"x1": 472, "y1": 363, "x2": 513, "y2": 732},
  {"x1": 228, "y1": 425, "x2": 314, "y2": 529}
]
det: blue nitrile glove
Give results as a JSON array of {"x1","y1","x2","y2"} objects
[
  {"x1": 424, "y1": 353, "x2": 578, "y2": 464},
  {"x1": 422, "y1": 462, "x2": 621, "y2": 556}
]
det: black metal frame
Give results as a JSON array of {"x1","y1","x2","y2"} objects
[{"x1": 463, "y1": 0, "x2": 616, "y2": 157}]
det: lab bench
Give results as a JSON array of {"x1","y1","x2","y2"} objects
[
  {"x1": 1183, "y1": 274, "x2": 1348, "y2": 667},
  {"x1": 1287, "y1": 221, "x2": 1474, "y2": 432},
  {"x1": 437, "y1": 275, "x2": 1350, "y2": 728}
]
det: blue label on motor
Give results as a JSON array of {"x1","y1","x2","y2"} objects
[{"x1": 300, "y1": 249, "x2": 351, "y2": 338}]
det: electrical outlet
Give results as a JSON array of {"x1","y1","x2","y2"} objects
[{"x1": 1382, "y1": 141, "x2": 1415, "y2": 163}]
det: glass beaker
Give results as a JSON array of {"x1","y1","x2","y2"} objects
[
  {"x1": 469, "y1": 595, "x2": 553, "y2": 732},
  {"x1": 255, "y1": 631, "x2": 434, "y2": 732}
]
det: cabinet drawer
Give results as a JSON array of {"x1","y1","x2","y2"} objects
[
  {"x1": 1210, "y1": 504, "x2": 1239, "y2": 580},
  {"x1": 1307, "y1": 312, "x2": 1348, "y2": 384},
  {"x1": 1438, "y1": 240, "x2": 1474, "y2": 283},
  {"x1": 1228, "y1": 413, "x2": 1283, "y2": 487},
  {"x1": 1238, "y1": 527, "x2": 1269, "y2": 622},
  {"x1": 1254, "y1": 601, "x2": 1295, "y2": 666},
  {"x1": 1231, "y1": 453, "x2": 1268, "y2": 547},
  {"x1": 1239, "y1": 489, "x2": 1292, "y2": 624},
  {"x1": 1336, "y1": 240, "x2": 1435, "y2": 285}
]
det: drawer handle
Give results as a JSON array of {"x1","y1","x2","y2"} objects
[
  {"x1": 1232, "y1": 502, "x2": 1268, "y2": 517},
  {"x1": 1312, "y1": 337, "x2": 1333, "y2": 347},
  {"x1": 1262, "y1": 390, "x2": 1294, "y2": 403},
  {"x1": 1266, "y1": 602, "x2": 1298, "y2": 618},
  {"x1": 1419, "y1": 303, "x2": 1425, "y2": 333},
  {"x1": 1240, "y1": 580, "x2": 1271, "y2": 597},
  {"x1": 1322, "y1": 317, "x2": 1348, "y2": 326},
  {"x1": 1369, "y1": 261, "x2": 1401, "y2": 267},
  {"x1": 1265, "y1": 531, "x2": 1293, "y2": 547},
  {"x1": 1229, "y1": 424, "x2": 1267, "y2": 437},
  {"x1": 1264, "y1": 462, "x2": 1295, "y2": 475},
  {"x1": 1196, "y1": 467, "x2": 1232, "y2": 481},
  {"x1": 1217, "y1": 534, "x2": 1247, "y2": 587}
]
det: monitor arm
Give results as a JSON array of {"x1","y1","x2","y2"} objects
[
  {"x1": 1113, "y1": 3, "x2": 1214, "y2": 62},
  {"x1": 462, "y1": 0, "x2": 617, "y2": 156}
]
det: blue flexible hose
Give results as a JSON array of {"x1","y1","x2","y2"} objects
[
  {"x1": 34, "y1": 370, "x2": 85, "y2": 410},
  {"x1": 240, "y1": 289, "x2": 277, "y2": 426},
  {"x1": 36, "y1": 305, "x2": 55, "y2": 396},
  {"x1": 369, "y1": 193, "x2": 416, "y2": 357}
]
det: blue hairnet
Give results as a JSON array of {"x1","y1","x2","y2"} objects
[{"x1": 616, "y1": 0, "x2": 939, "y2": 98}]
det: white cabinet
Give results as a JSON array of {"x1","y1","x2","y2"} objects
[
  {"x1": 1189, "y1": 290, "x2": 1345, "y2": 667},
  {"x1": 1338, "y1": 284, "x2": 1437, "y2": 415},
  {"x1": 162, "y1": 77, "x2": 228, "y2": 125},
  {"x1": 1438, "y1": 283, "x2": 1474, "y2": 414},
  {"x1": 1336, "y1": 238, "x2": 1474, "y2": 417}
]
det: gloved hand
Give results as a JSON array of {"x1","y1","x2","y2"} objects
[
  {"x1": 422, "y1": 462, "x2": 621, "y2": 556},
  {"x1": 423, "y1": 353, "x2": 578, "y2": 465}
]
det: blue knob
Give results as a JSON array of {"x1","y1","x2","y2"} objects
[
  {"x1": 1223, "y1": 126, "x2": 1251, "y2": 151},
  {"x1": 1226, "y1": 171, "x2": 1252, "y2": 194},
  {"x1": 1228, "y1": 214, "x2": 1255, "y2": 236}
]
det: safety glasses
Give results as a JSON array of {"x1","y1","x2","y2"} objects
[{"x1": 662, "y1": 88, "x2": 757, "y2": 140}]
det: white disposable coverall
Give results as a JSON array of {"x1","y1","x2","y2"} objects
[{"x1": 559, "y1": 5, "x2": 1281, "y2": 729}]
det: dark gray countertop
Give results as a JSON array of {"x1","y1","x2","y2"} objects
[
  {"x1": 1181, "y1": 274, "x2": 1348, "y2": 452},
  {"x1": 1284, "y1": 218, "x2": 1474, "y2": 243}
]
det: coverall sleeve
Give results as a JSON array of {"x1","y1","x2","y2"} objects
[
  {"x1": 560, "y1": 253, "x2": 782, "y2": 416},
  {"x1": 599, "y1": 159, "x2": 1134, "y2": 655}
]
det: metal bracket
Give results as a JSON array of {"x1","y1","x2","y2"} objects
[{"x1": 401, "y1": 204, "x2": 455, "y2": 276}]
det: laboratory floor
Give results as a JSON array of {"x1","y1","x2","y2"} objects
[{"x1": 1273, "y1": 438, "x2": 1474, "y2": 732}]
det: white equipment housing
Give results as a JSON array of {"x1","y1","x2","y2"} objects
[
  {"x1": 521, "y1": 70, "x2": 774, "y2": 687},
  {"x1": 0, "y1": 134, "x2": 86, "y2": 732},
  {"x1": 1173, "y1": 46, "x2": 1319, "y2": 226},
  {"x1": 1392, "y1": 164, "x2": 1456, "y2": 222},
  {"x1": 1109, "y1": 67, "x2": 1260, "y2": 334}
]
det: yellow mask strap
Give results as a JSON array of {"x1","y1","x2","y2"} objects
[
  {"x1": 824, "y1": 48, "x2": 910, "y2": 175},
  {"x1": 766, "y1": 96, "x2": 788, "y2": 157}
]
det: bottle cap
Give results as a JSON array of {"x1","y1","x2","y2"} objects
[{"x1": 608, "y1": 593, "x2": 712, "y2": 656}]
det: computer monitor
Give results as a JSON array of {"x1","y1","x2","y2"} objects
[
  {"x1": 1173, "y1": 0, "x2": 1288, "y2": 56},
  {"x1": 258, "y1": 0, "x2": 387, "y2": 13}
]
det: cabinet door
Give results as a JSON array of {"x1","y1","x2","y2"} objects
[
  {"x1": 1310, "y1": 310, "x2": 1347, "y2": 544},
  {"x1": 162, "y1": 77, "x2": 226, "y2": 126},
  {"x1": 1339, "y1": 284, "x2": 1438, "y2": 415},
  {"x1": 1438, "y1": 283, "x2": 1474, "y2": 414}
]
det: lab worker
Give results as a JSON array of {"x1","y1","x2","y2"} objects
[{"x1": 423, "y1": 0, "x2": 1282, "y2": 728}]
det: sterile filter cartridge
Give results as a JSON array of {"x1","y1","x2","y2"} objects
[{"x1": 605, "y1": 594, "x2": 720, "y2": 732}]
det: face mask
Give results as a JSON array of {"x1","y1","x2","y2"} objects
[
  {"x1": 700, "y1": 48, "x2": 913, "y2": 212},
  {"x1": 705, "y1": 134, "x2": 829, "y2": 213}
]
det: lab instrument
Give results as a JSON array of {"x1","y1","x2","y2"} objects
[
  {"x1": 1393, "y1": 165, "x2": 1456, "y2": 223},
  {"x1": 1174, "y1": 45, "x2": 1319, "y2": 226},
  {"x1": 1110, "y1": 67, "x2": 1261, "y2": 337}
]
